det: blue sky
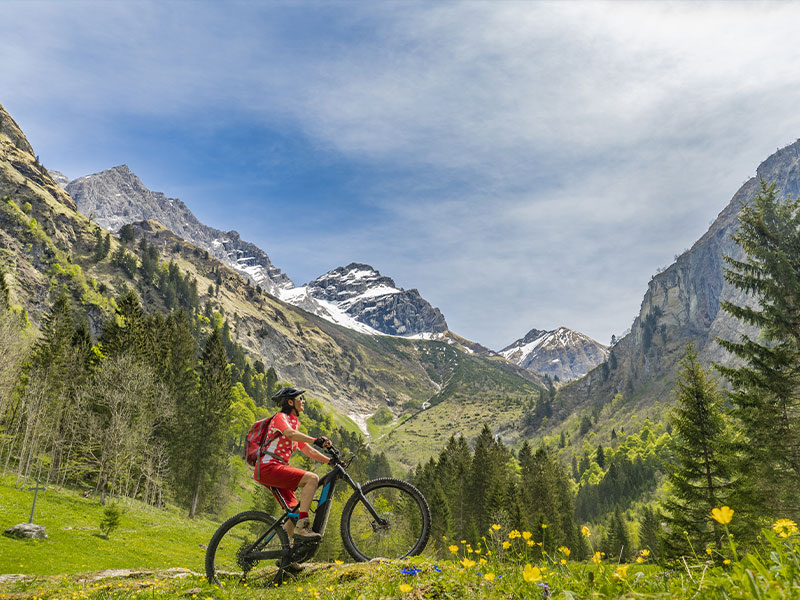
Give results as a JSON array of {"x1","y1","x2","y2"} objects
[{"x1": 3, "y1": 1, "x2": 800, "y2": 350}]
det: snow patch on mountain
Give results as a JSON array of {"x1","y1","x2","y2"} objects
[{"x1": 501, "y1": 326, "x2": 609, "y2": 382}]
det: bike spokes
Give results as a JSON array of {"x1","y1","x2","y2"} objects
[
  {"x1": 344, "y1": 483, "x2": 428, "y2": 560},
  {"x1": 206, "y1": 512, "x2": 289, "y2": 586}
]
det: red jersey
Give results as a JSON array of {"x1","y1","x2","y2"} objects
[{"x1": 261, "y1": 412, "x2": 307, "y2": 465}]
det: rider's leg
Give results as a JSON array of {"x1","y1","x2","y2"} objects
[
  {"x1": 293, "y1": 471, "x2": 321, "y2": 540},
  {"x1": 297, "y1": 471, "x2": 319, "y2": 515},
  {"x1": 282, "y1": 471, "x2": 318, "y2": 541}
]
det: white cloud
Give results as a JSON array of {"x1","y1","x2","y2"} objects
[{"x1": 3, "y1": 2, "x2": 800, "y2": 349}]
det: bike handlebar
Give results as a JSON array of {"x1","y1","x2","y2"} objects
[{"x1": 325, "y1": 444, "x2": 341, "y2": 464}]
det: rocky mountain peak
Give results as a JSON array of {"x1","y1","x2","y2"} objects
[
  {"x1": 65, "y1": 165, "x2": 293, "y2": 294},
  {"x1": 500, "y1": 326, "x2": 609, "y2": 382},
  {"x1": 301, "y1": 263, "x2": 448, "y2": 336},
  {"x1": 307, "y1": 263, "x2": 399, "y2": 304}
]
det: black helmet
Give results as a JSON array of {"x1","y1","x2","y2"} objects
[{"x1": 271, "y1": 387, "x2": 305, "y2": 405}]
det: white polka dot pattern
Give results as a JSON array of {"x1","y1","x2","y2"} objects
[{"x1": 262, "y1": 412, "x2": 307, "y2": 464}]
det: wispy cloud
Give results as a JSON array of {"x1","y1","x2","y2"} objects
[{"x1": 3, "y1": 2, "x2": 800, "y2": 348}]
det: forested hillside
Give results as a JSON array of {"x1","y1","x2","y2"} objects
[
  {"x1": 0, "y1": 103, "x2": 542, "y2": 517},
  {"x1": 3, "y1": 97, "x2": 800, "y2": 566}
]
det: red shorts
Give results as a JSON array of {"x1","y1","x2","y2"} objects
[{"x1": 254, "y1": 461, "x2": 306, "y2": 509}]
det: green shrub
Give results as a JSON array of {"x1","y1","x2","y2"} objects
[{"x1": 99, "y1": 502, "x2": 122, "y2": 538}]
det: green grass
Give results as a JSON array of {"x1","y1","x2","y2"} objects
[
  {"x1": 0, "y1": 475, "x2": 223, "y2": 576},
  {"x1": 4, "y1": 522, "x2": 800, "y2": 599}
]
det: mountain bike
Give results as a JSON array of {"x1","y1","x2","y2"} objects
[{"x1": 205, "y1": 444, "x2": 431, "y2": 586}]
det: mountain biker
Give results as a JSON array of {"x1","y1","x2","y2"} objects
[{"x1": 254, "y1": 386, "x2": 332, "y2": 543}]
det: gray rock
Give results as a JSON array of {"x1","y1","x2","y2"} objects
[
  {"x1": 4, "y1": 522, "x2": 47, "y2": 539},
  {"x1": 500, "y1": 326, "x2": 609, "y2": 382},
  {"x1": 65, "y1": 165, "x2": 293, "y2": 295},
  {"x1": 307, "y1": 263, "x2": 448, "y2": 336},
  {"x1": 47, "y1": 169, "x2": 70, "y2": 189}
]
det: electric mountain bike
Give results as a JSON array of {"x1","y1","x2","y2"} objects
[{"x1": 205, "y1": 444, "x2": 431, "y2": 586}]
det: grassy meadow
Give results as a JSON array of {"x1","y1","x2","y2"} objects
[{"x1": 3, "y1": 477, "x2": 800, "y2": 599}]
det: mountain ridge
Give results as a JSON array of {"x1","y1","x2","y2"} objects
[
  {"x1": 63, "y1": 166, "x2": 450, "y2": 339},
  {"x1": 0, "y1": 103, "x2": 542, "y2": 471}
]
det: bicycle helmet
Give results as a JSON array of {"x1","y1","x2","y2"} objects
[
  {"x1": 272, "y1": 386, "x2": 306, "y2": 414},
  {"x1": 271, "y1": 387, "x2": 305, "y2": 403}
]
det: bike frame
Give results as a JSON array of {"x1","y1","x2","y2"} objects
[{"x1": 245, "y1": 460, "x2": 388, "y2": 565}]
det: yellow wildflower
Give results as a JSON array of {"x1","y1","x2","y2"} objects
[
  {"x1": 449, "y1": 544, "x2": 460, "y2": 554},
  {"x1": 636, "y1": 556, "x2": 644, "y2": 563},
  {"x1": 460, "y1": 558, "x2": 476, "y2": 569},
  {"x1": 711, "y1": 506, "x2": 734, "y2": 525},
  {"x1": 509, "y1": 529, "x2": 522, "y2": 539},
  {"x1": 640, "y1": 548, "x2": 650, "y2": 557},
  {"x1": 491, "y1": 524, "x2": 502, "y2": 531},
  {"x1": 460, "y1": 539, "x2": 467, "y2": 544},
  {"x1": 522, "y1": 531, "x2": 532, "y2": 540},
  {"x1": 558, "y1": 546, "x2": 571, "y2": 557},
  {"x1": 475, "y1": 548, "x2": 482, "y2": 555},
  {"x1": 723, "y1": 559, "x2": 731, "y2": 565},
  {"x1": 484, "y1": 573, "x2": 495, "y2": 581},
  {"x1": 541, "y1": 523, "x2": 548, "y2": 529},
  {"x1": 773, "y1": 518, "x2": 798, "y2": 538},
  {"x1": 581, "y1": 525, "x2": 591, "y2": 537},
  {"x1": 706, "y1": 547, "x2": 713, "y2": 556},
  {"x1": 502, "y1": 541, "x2": 511, "y2": 549},
  {"x1": 479, "y1": 558, "x2": 487, "y2": 564},
  {"x1": 523, "y1": 563, "x2": 542, "y2": 582},
  {"x1": 399, "y1": 584, "x2": 412, "y2": 593},
  {"x1": 614, "y1": 564, "x2": 629, "y2": 580},
  {"x1": 526, "y1": 540, "x2": 535, "y2": 547},
  {"x1": 334, "y1": 559, "x2": 344, "y2": 565},
  {"x1": 592, "y1": 552, "x2": 602, "y2": 565}
]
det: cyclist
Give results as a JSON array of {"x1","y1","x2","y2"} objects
[{"x1": 254, "y1": 386, "x2": 332, "y2": 542}]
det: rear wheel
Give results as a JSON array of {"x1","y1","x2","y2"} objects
[
  {"x1": 205, "y1": 511, "x2": 290, "y2": 586},
  {"x1": 340, "y1": 478, "x2": 430, "y2": 562}
]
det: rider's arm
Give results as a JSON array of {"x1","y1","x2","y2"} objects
[
  {"x1": 299, "y1": 444, "x2": 331, "y2": 464},
  {"x1": 280, "y1": 427, "x2": 316, "y2": 446}
]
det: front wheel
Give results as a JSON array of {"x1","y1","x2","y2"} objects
[
  {"x1": 205, "y1": 511, "x2": 290, "y2": 586},
  {"x1": 340, "y1": 478, "x2": 430, "y2": 561}
]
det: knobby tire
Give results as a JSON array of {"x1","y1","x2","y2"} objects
[
  {"x1": 205, "y1": 510, "x2": 290, "y2": 586},
  {"x1": 340, "y1": 477, "x2": 431, "y2": 562}
]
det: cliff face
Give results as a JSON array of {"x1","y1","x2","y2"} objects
[
  {"x1": 557, "y1": 139, "x2": 800, "y2": 419},
  {"x1": 0, "y1": 105, "x2": 76, "y2": 214}
]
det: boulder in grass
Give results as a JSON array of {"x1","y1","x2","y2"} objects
[{"x1": 4, "y1": 523, "x2": 47, "y2": 539}]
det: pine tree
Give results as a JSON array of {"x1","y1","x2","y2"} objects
[
  {"x1": 602, "y1": 508, "x2": 631, "y2": 561},
  {"x1": 437, "y1": 435, "x2": 472, "y2": 541},
  {"x1": 716, "y1": 180, "x2": 800, "y2": 520},
  {"x1": 662, "y1": 346, "x2": 735, "y2": 554},
  {"x1": 596, "y1": 444, "x2": 605, "y2": 469},
  {"x1": 638, "y1": 506, "x2": 662, "y2": 559},
  {"x1": 467, "y1": 426, "x2": 501, "y2": 535},
  {"x1": 187, "y1": 327, "x2": 233, "y2": 517}
]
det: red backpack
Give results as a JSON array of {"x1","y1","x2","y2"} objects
[{"x1": 244, "y1": 414, "x2": 280, "y2": 467}]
